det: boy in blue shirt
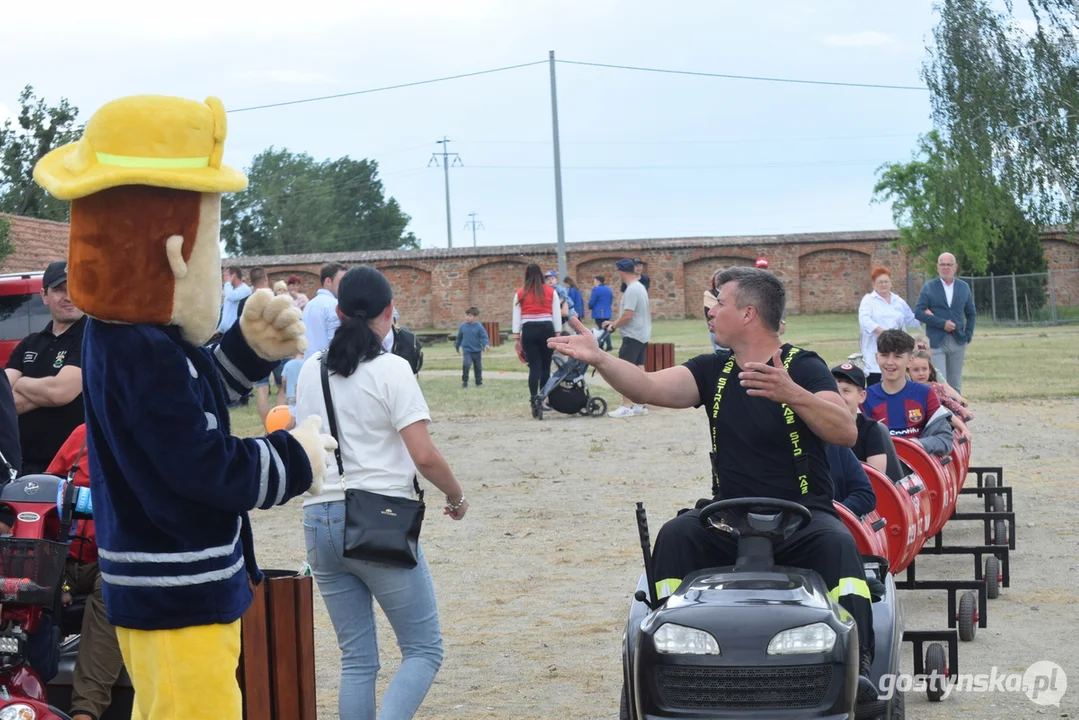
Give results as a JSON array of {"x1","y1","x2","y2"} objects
[{"x1": 456, "y1": 307, "x2": 490, "y2": 388}]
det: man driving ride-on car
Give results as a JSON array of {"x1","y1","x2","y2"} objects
[{"x1": 549, "y1": 266, "x2": 878, "y2": 704}]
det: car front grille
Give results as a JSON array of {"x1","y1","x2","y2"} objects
[{"x1": 655, "y1": 664, "x2": 833, "y2": 709}]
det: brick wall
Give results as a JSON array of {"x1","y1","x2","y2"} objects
[
  {"x1": 798, "y1": 248, "x2": 873, "y2": 314},
  {"x1": 1044, "y1": 240, "x2": 1079, "y2": 306},
  {"x1": 224, "y1": 230, "x2": 1077, "y2": 330}
]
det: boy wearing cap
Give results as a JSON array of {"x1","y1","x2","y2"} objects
[
  {"x1": 545, "y1": 270, "x2": 572, "y2": 329},
  {"x1": 604, "y1": 259, "x2": 651, "y2": 417},
  {"x1": 831, "y1": 362, "x2": 903, "y2": 482},
  {"x1": 4, "y1": 260, "x2": 87, "y2": 475}
]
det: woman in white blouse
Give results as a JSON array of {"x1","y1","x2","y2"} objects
[
  {"x1": 858, "y1": 266, "x2": 921, "y2": 385},
  {"x1": 295, "y1": 265, "x2": 467, "y2": 719}
]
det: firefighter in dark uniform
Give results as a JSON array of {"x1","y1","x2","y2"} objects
[
  {"x1": 549, "y1": 265, "x2": 878, "y2": 703},
  {"x1": 4, "y1": 260, "x2": 87, "y2": 475}
]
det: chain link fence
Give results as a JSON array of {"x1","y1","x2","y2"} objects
[{"x1": 905, "y1": 269, "x2": 1079, "y2": 326}]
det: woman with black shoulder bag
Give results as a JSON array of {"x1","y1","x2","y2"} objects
[{"x1": 294, "y1": 265, "x2": 468, "y2": 720}]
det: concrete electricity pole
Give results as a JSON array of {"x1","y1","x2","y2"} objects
[
  {"x1": 548, "y1": 50, "x2": 568, "y2": 282},
  {"x1": 429, "y1": 137, "x2": 462, "y2": 248},
  {"x1": 464, "y1": 212, "x2": 485, "y2": 247}
]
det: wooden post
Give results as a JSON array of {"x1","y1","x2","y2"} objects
[
  {"x1": 645, "y1": 343, "x2": 675, "y2": 372},
  {"x1": 482, "y1": 321, "x2": 500, "y2": 347},
  {"x1": 240, "y1": 582, "x2": 272, "y2": 720},
  {"x1": 239, "y1": 572, "x2": 317, "y2": 720}
]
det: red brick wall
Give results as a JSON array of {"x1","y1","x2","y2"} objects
[
  {"x1": 468, "y1": 260, "x2": 528, "y2": 327},
  {"x1": 1045, "y1": 240, "x2": 1079, "y2": 306},
  {"x1": 380, "y1": 265, "x2": 434, "y2": 327},
  {"x1": 798, "y1": 248, "x2": 873, "y2": 314},
  {"x1": 223, "y1": 232, "x2": 1078, "y2": 329},
  {"x1": 682, "y1": 255, "x2": 756, "y2": 317}
]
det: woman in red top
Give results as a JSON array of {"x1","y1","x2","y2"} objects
[{"x1": 512, "y1": 264, "x2": 563, "y2": 418}]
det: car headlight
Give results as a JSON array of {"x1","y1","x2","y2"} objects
[
  {"x1": 0, "y1": 636, "x2": 20, "y2": 655},
  {"x1": 767, "y1": 622, "x2": 837, "y2": 655},
  {"x1": 0, "y1": 704, "x2": 37, "y2": 720},
  {"x1": 653, "y1": 623, "x2": 720, "y2": 655}
]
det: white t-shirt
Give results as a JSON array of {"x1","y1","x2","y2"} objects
[{"x1": 295, "y1": 350, "x2": 431, "y2": 505}]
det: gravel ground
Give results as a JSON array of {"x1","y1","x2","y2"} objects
[{"x1": 248, "y1": 391, "x2": 1078, "y2": 720}]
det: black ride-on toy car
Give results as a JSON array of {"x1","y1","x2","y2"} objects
[{"x1": 621, "y1": 498, "x2": 905, "y2": 720}]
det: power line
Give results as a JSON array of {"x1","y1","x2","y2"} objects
[
  {"x1": 555, "y1": 59, "x2": 927, "y2": 91},
  {"x1": 228, "y1": 60, "x2": 547, "y2": 113},
  {"x1": 464, "y1": 211, "x2": 485, "y2": 247},
  {"x1": 454, "y1": 133, "x2": 920, "y2": 146}
]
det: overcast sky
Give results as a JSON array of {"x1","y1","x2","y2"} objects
[{"x1": 4, "y1": 0, "x2": 961, "y2": 250}]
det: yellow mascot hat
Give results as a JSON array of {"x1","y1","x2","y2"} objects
[{"x1": 34, "y1": 94, "x2": 247, "y2": 200}]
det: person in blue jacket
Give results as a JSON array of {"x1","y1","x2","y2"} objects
[
  {"x1": 563, "y1": 276, "x2": 585, "y2": 321},
  {"x1": 587, "y1": 275, "x2": 613, "y2": 351},
  {"x1": 827, "y1": 443, "x2": 877, "y2": 517}
]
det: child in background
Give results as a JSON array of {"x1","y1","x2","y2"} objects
[
  {"x1": 455, "y1": 307, "x2": 490, "y2": 388},
  {"x1": 280, "y1": 352, "x2": 305, "y2": 429},
  {"x1": 909, "y1": 349, "x2": 974, "y2": 432},
  {"x1": 831, "y1": 363, "x2": 904, "y2": 482}
]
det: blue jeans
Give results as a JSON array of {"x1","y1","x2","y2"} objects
[{"x1": 303, "y1": 502, "x2": 443, "y2": 719}]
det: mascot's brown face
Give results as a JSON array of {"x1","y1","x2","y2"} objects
[{"x1": 69, "y1": 185, "x2": 224, "y2": 346}]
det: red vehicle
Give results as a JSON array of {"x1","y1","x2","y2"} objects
[{"x1": 0, "y1": 272, "x2": 48, "y2": 368}]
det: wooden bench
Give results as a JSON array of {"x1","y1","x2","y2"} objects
[{"x1": 414, "y1": 332, "x2": 451, "y2": 347}]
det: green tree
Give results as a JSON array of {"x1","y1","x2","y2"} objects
[
  {"x1": 923, "y1": 0, "x2": 1079, "y2": 228},
  {"x1": 0, "y1": 85, "x2": 81, "y2": 221},
  {"x1": 0, "y1": 217, "x2": 13, "y2": 270},
  {"x1": 873, "y1": 131, "x2": 1003, "y2": 275},
  {"x1": 221, "y1": 148, "x2": 418, "y2": 256}
]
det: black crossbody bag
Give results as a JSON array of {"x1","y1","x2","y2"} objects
[{"x1": 320, "y1": 355, "x2": 425, "y2": 568}]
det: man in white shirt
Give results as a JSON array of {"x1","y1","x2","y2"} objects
[
  {"x1": 217, "y1": 266, "x2": 252, "y2": 335},
  {"x1": 303, "y1": 262, "x2": 348, "y2": 360}
]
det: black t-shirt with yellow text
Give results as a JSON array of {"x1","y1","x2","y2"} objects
[{"x1": 683, "y1": 345, "x2": 839, "y2": 515}]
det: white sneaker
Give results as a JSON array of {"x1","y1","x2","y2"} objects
[
  {"x1": 608, "y1": 405, "x2": 637, "y2": 418},
  {"x1": 632, "y1": 404, "x2": 649, "y2": 415}
]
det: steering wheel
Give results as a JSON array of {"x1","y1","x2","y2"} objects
[{"x1": 699, "y1": 497, "x2": 813, "y2": 541}]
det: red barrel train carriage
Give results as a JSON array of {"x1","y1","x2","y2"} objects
[{"x1": 834, "y1": 429, "x2": 1016, "y2": 701}]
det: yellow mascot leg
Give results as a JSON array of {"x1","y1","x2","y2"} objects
[{"x1": 116, "y1": 620, "x2": 242, "y2": 720}]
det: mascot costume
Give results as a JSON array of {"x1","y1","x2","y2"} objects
[{"x1": 33, "y1": 95, "x2": 334, "y2": 718}]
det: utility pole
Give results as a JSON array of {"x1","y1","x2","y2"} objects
[
  {"x1": 548, "y1": 50, "x2": 567, "y2": 281},
  {"x1": 428, "y1": 137, "x2": 462, "y2": 248},
  {"x1": 464, "y1": 212, "x2": 485, "y2": 247}
]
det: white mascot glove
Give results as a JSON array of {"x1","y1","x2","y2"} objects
[
  {"x1": 240, "y1": 289, "x2": 308, "y2": 361},
  {"x1": 288, "y1": 415, "x2": 337, "y2": 497}
]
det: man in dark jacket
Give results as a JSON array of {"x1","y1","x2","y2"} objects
[{"x1": 914, "y1": 252, "x2": 976, "y2": 392}]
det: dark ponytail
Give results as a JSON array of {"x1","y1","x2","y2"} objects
[
  {"x1": 326, "y1": 315, "x2": 382, "y2": 377},
  {"x1": 324, "y1": 266, "x2": 394, "y2": 378}
]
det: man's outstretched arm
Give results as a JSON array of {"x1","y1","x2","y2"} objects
[{"x1": 549, "y1": 317, "x2": 700, "y2": 408}]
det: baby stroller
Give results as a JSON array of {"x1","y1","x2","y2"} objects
[{"x1": 534, "y1": 329, "x2": 609, "y2": 420}]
